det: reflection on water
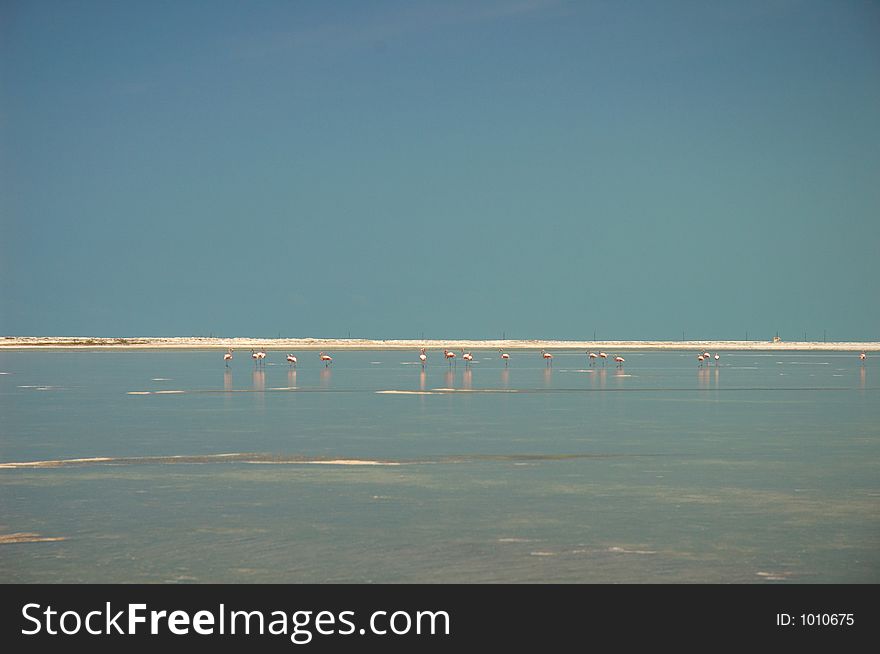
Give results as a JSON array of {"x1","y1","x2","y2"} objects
[
  {"x1": 500, "y1": 368, "x2": 509, "y2": 389},
  {"x1": 288, "y1": 368, "x2": 297, "y2": 388},
  {"x1": 252, "y1": 369, "x2": 266, "y2": 411},
  {"x1": 698, "y1": 367, "x2": 709, "y2": 389},
  {"x1": 224, "y1": 369, "x2": 232, "y2": 393},
  {"x1": 543, "y1": 367, "x2": 552, "y2": 386},
  {"x1": 462, "y1": 369, "x2": 473, "y2": 390},
  {"x1": 319, "y1": 368, "x2": 331, "y2": 388},
  {"x1": 860, "y1": 366, "x2": 866, "y2": 390},
  {"x1": 419, "y1": 369, "x2": 426, "y2": 391},
  {"x1": 697, "y1": 366, "x2": 721, "y2": 389},
  {"x1": 444, "y1": 369, "x2": 454, "y2": 389}
]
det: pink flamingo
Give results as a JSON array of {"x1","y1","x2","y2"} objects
[
  {"x1": 614, "y1": 355, "x2": 625, "y2": 368},
  {"x1": 419, "y1": 348, "x2": 427, "y2": 367},
  {"x1": 541, "y1": 349, "x2": 553, "y2": 366},
  {"x1": 697, "y1": 354, "x2": 705, "y2": 367},
  {"x1": 588, "y1": 352, "x2": 598, "y2": 366},
  {"x1": 461, "y1": 349, "x2": 473, "y2": 367},
  {"x1": 714, "y1": 353, "x2": 720, "y2": 365},
  {"x1": 223, "y1": 349, "x2": 233, "y2": 367},
  {"x1": 859, "y1": 352, "x2": 867, "y2": 362},
  {"x1": 444, "y1": 349, "x2": 456, "y2": 366},
  {"x1": 319, "y1": 352, "x2": 333, "y2": 367},
  {"x1": 703, "y1": 351, "x2": 711, "y2": 360},
  {"x1": 599, "y1": 352, "x2": 608, "y2": 367},
  {"x1": 251, "y1": 350, "x2": 260, "y2": 366},
  {"x1": 500, "y1": 349, "x2": 510, "y2": 366},
  {"x1": 287, "y1": 354, "x2": 297, "y2": 367}
]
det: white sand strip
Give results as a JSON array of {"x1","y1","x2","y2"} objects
[
  {"x1": 0, "y1": 533, "x2": 67, "y2": 544},
  {"x1": 0, "y1": 457, "x2": 114, "y2": 469},
  {"x1": 375, "y1": 390, "x2": 441, "y2": 395},
  {"x1": 0, "y1": 453, "x2": 401, "y2": 469},
  {"x1": 2, "y1": 336, "x2": 878, "y2": 351}
]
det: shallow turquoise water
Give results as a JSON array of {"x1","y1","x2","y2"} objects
[{"x1": 1, "y1": 349, "x2": 877, "y2": 582}]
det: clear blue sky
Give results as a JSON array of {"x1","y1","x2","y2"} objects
[{"x1": 2, "y1": 0, "x2": 878, "y2": 340}]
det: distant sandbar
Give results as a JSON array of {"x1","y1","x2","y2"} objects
[{"x1": 1, "y1": 336, "x2": 877, "y2": 351}]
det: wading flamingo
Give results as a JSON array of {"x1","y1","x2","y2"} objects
[
  {"x1": 224, "y1": 349, "x2": 233, "y2": 367},
  {"x1": 860, "y1": 352, "x2": 867, "y2": 362},
  {"x1": 419, "y1": 348, "x2": 427, "y2": 367},
  {"x1": 614, "y1": 356, "x2": 625, "y2": 368},
  {"x1": 287, "y1": 354, "x2": 297, "y2": 367},
  {"x1": 500, "y1": 349, "x2": 510, "y2": 366},
  {"x1": 251, "y1": 350, "x2": 260, "y2": 366},
  {"x1": 714, "y1": 353, "x2": 720, "y2": 365},
  {"x1": 462, "y1": 350, "x2": 473, "y2": 367},
  {"x1": 541, "y1": 349, "x2": 553, "y2": 366},
  {"x1": 599, "y1": 352, "x2": 608, "y2": 366},
  {"x1": 319, "y1": 352, "x2": 333, "y2": 367},
  {"x1": 444, "y1": 349, "x2": 456, "y2": 366},
  {"x1": 697, "y1": 354, "x2": 705, "y2": 367},
  {"x1": 588, "y1": 352, "x2": 598, "y2": 366}
]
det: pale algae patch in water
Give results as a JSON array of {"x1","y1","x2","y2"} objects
[
  {"x1": 0, "y1": 349, "x2": 877, "y2": 582},
  {"x1": 0, "y1": 533, "x2": 66, "y2": 544}
]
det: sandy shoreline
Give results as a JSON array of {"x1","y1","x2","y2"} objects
[{"x1": 1, "y1": 336, "x2": 877, "y2": 351}]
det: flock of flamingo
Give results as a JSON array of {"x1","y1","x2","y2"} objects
[
  {"x1": 697, "y1": 351, "x2": 721, "y2": 367},
  {"x1": 228, "y1": 349, "x2": 333, "y2": 368},
  {"x1": 221, "y1": 348, "x2": 632, "y2": 368},
  {"x1": 223, "y1": 348, "x2": 868, "y2": 369}
]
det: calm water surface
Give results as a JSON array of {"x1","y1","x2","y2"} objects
[{"x1": 1, "y1": 349, "x2": 877, "y2": 582}]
